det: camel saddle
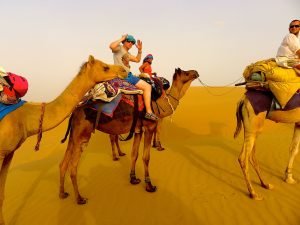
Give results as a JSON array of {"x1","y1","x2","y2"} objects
[{"x1": 242, "y1": 58, "x2": 300, "y2": 109}]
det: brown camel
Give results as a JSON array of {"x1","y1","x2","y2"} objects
[
  {"x1": 107, "y1": 118, "x2": 163, "y2": 161},
  {"x1": 0, "y1": 56, "x2": 126, "y2": 225},
  {"x1": 59, "y1": 68, "x2": 199, "y2": 204},
  {"x1": 108, "y1": 78, "x2": 196, "y2": 160},
  {"x1": 234, "y1": 94, "x2": 300, "y2": 200}
]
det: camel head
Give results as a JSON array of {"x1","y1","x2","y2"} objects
[
  {"x1": 84, "y1": 55, "x2": 127, "y2": 83},
  {"x1": 173, "y1": 68, "x2": 199, "y2": 84}
]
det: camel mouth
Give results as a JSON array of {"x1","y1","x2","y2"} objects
[{"x1": 193, "y1": 71, "x2": 200, "y2": 78}]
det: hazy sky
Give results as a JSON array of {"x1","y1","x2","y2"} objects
[{"x1": 1, "y1": 0, "x2": 299, "y2": 101}]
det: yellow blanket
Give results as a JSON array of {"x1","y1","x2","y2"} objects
[{"x1": 243, "y1": 59, "x2": 300, "y2": 108}]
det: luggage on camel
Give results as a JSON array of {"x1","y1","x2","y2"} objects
[{"x1": 240, "y1": 58, "x2": 300, "y2": 109}]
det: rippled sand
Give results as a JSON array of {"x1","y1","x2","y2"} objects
[{"x1": 5, "y1": 87, "x2": 300, "y2": 225}]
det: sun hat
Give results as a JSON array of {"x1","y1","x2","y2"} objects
[
  {"x1": 3, "y1": 73, "x2": 28, "y2": 97},
  {"x1": 125, "y1": 35, "x2": 136, "y2": 44}
]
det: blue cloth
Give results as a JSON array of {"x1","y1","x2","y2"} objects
[
  {"x1": 0, "y1": 100, "x2": 26, "y2": 120},
  {"x1": 92, "y1": 94, "x2": 122, "y2": 117},
  {"x1": 125, "y1": 72, "x2": 140, "y2": 85}
]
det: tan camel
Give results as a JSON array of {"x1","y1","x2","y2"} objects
[
  {"x1": 234, "y1": 94, "x2": 300, "y2": 200},
  {"x1": 59, "y1": 68, "x2": 199, "y2": 204},
  {"x1": 0, "y1": 56, "x2": 127, "y2": 225}
]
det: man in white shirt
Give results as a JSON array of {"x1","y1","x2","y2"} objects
[{"x1": 276, "y1": 19, "x2": 300, "y2": 69}]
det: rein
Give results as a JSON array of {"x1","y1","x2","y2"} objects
[{"x1": 35, "y1": 102, "x2": 46, "y2": 151}]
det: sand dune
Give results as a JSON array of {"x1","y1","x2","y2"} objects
[{"x1": 4, "y1": 87, "x2": 300, "y2": 225}]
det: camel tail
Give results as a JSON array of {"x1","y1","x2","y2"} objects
[
  {"x1": 234, "y1": 99, "x2": 244, "y2": 139},
  {"x1": 61, "y1": 114, "x2": 73, "y2": 143}
]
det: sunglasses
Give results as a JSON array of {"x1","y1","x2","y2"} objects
[
  {"x1": 126, "y1": 40, "x2": 135, "y2": 44},
  {"x1": 289, "y1": 25, "x2": 300, "y2": 28}
]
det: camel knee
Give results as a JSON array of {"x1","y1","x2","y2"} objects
[{"x1": 238, "y1": 157, "x2": 246, "y2": 169}]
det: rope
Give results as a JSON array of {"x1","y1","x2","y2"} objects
[
  {"x1": 35, "y1": 102, "x2": 46, "y2": 151},
  {"x1": 197, "y1": 77, "x2": 244, "y2": 96},
  {"x1": 164, "y1": 95, "x2": 175, "y2": 122}
]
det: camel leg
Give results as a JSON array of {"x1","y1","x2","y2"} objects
[
  {"x1": 143, "y1": 128, "x2": 157, "y2": 192},
  {"x1": 238, "y1": 132, "x2": 263, "y2": 200},
  {"x1": 109, "y1": 134, "x2": 119, "y2": 161},
  {"x1": 59, "y1": 140, "x2": 74, "y2": 199},
  {"x1": 249, "y1": 144, "x2": 274, "y2": 190},
  {"x1": 238, "y1": 99, "x2": 266, "y2": 200},
  {"x1": 130, "y1": 132, "x2": 143, "y2": 185},
  {"x1": 0, "y1": 152, "x2": 15, "y2": 225},
  {"x1": 115, "y1": 135, "x2": 126, "y2": 157},
  {"x1": 284, "y1": 123, "x2": 300, "y2": 184},
  {"x1": 152, "y1": 119, "x2": 165, "y2": 151},
  {"x1": 109, "y1": 135, "x2": 125, "y2": 161},
  {"x1": 69, "y1": 141, "x2": 89, "y2": 204}
]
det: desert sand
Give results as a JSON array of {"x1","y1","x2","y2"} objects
[{"x1": 4, "y1": 87, "x2": 300, "y2": 225}]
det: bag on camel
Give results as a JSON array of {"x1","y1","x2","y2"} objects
[{"x1": 0, "y1": 72, "x2": 28, "y2": 104}]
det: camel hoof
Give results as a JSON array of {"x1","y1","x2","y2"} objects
[
  {"x1": 262, "y1": 183, "x2": 274, "y2": 190},
  {"x1": 157, "y1": 147, "x2": 165, "y2": 151},
  {"x1": 146, "y1": 184, "x2": 157, "y2": 192},
  {"x1": 285, "y1": 177, "x2": 297, "y2": 184},
  {"x1": 130, "y1": 177, "x2": 141, "y2": 185},
  {"x1": 250, "y1": 193, "x2": 263, "y2": 201},
  {"x1": 59, "y1": 192, "x2": 69, "y2": 199},
  {"x1": 119, "y1": 152, "x2": 126, "y2": 156},
  {"x1": 77, "y1": 197, "x2": 88, "y2": 205},
  {"x1": 113, "y1": 157, "x2": 119, "y2": 161}
]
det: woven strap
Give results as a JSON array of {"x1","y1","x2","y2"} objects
[{"x1": 35, "y1": 102, "x2": 46, "y2": 151}]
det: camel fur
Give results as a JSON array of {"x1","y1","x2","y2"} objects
[
  {"x1": 0, "y1": 56, "x2": 126, "y2": 225},
  {"x1": 234, "y1": 95, "x2": 300, "y2": 200},
  {"x1": 59, "y1": 68, "x2": 199, "y2": 204}
]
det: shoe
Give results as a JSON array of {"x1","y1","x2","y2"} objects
[{"x1": 144, "y1": 112, "x2": 158, "y2": 121}]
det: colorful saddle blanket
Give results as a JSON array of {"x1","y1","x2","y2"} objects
[
  {"x1": 88, "y1": 94, "x2": 144, "y2": 117},
  {"x1": 91, "y1": 78, "x2": 142, "y2": 102},
  {"x1": 245, "y1": 90, "x2": 300, "y2": 115},
  {"x1": 0, "y1": 100, "x2": 26, "y2": 120}
]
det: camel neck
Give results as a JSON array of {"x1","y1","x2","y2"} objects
[{"x1": 42, "y1": 71, "x2": 94, "y2": 131}]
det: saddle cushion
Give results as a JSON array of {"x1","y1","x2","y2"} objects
[
  {"x1": 87, "y1": 94, "x2": 144, "y2": 118},
  {"x1": 246, "y1": 90, "x2": 300, "y2": 115},
  {"x1": 0, "y1": 100, "x2": 26, "y2": 120},
  {"x1": 243, "y1": 59, "x2": 300, "y2": 108}
]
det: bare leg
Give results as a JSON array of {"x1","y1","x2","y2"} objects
[
  {"x1": 130, "y1": 132, "x2": 143, "y2": 185},
  {"x1": 135, "y1": 80, "x2": 156, "y2": 116},
  {"x1": 284, "y1": 123, "x2": 300, "y2": 184}
]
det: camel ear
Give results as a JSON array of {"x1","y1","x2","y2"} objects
[
  {"x1": 175, "y1": 68, "x2": 181, "y2": 73},
  {"x1": 88, "y1": 55, "x2": 95, "y2": 64}
]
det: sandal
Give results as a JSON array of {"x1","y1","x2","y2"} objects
[{"x1": 144, "y1": 112, "x2": 158, "y2": 121}]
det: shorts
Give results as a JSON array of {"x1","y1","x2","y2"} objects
[{"x1": 125, "y1": 72, "x2": 140, "y2": 85}]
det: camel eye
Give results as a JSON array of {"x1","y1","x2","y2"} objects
[{"x1": 103, "y1": 66, "x2": 109, "y2": 72}]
